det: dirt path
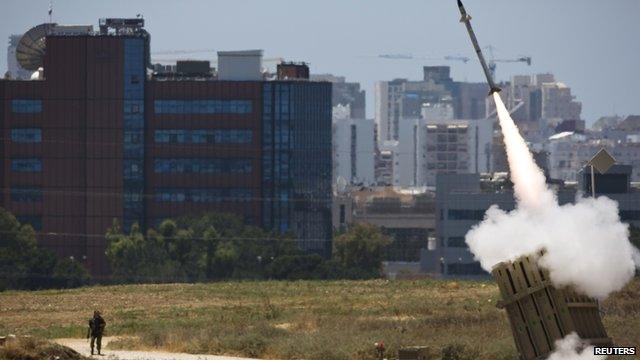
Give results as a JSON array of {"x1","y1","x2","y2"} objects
[{"x1": 55, "y1": 337, "x2": 258, "y2": 360}]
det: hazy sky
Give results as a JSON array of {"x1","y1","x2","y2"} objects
[{"x1": 2, "y1": 0, "x2": 639, "y2": 123}]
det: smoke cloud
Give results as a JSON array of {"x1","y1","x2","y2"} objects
[
  {"x1": 465, "y1": 94, "x2": 639, "y2": 300},
  {"x1": 546, "y1": 333, "x2": 606, "y2": 360}
]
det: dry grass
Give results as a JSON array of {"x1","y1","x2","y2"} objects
[
  {"x1": 0, "y1": 336, "x2": 88, "y2": 360},
  {"x1": 0, "y1": 279, "x2": 638, "y2": 359}
]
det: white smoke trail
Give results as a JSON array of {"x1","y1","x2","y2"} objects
[
  {"x1": 491, "y1": 93, "x2": 555, "y2": 211},
  {"x1": 546, "y1": 333, "x2": 606, "y2": 360},
  {"x1": 465, "y1": 94, "x2": 639, "y2": 300}
]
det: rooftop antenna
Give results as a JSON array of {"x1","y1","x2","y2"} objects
[{"x1": 48, "y1": 0, "x2": 53, "y2": 23}]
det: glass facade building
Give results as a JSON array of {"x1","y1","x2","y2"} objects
[
  {"x1": 154, "y1": 129, "x2": 253, "y2": 144},
  {"x1": 262, "y1": 82, "x2": 332, "y2": 255},
  {"x1": 123, "y1": 38, "x2": 146, "y2": 231},
  {"x1": 1, "y1": 30, "x2": 333, "y2": 276},
  {"x1": 154, "y1": 100, "x2": 252, "y2": 114}
]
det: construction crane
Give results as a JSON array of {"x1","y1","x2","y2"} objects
[
  {"x1": 360, "y1": 54, "x2": 471, "y2": 64},
  {"x1": 444, "y1": 55, "x2": 471, "y2": 64},
  {"x1": 483, "y1": 46, "x2": 532, "y2": 79}
]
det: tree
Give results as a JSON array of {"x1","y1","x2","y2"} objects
[
  {"x1": 333, "y1": 223, "x2": 392, "y2": 279},
  {"x1": 53, "y1": 257, "x2": 91, "y2": 288},
  {"x1": 0, "y1": 207, "x2": 90, "y2": 290},
  {"x1": 106, "y1": 220, "x2": 178, "y2": 282},
  {"x1": 105, "y1": 213, "x2": 302, "y2": 283}
]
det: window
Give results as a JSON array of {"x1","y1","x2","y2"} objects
[
  {"x1": 155, "y1": 188, "x2": 252, "y2": 203},
  {"x1": 124, "y1": 160, "x2": 143, "y2": 180},
  {"x1": 11, "y1": 128, "x2": 42, "y2": 143},
  {"x1": 11, "y1": 158, "x2": 42, "y2": 172},
  {"x1": 154, "y1": 158, "x2": 252, "y2": 174},
  {"x1": 154, "y1": 100, "x2": 253, "y2": 114},
  {"x1": 11, "y1": 187, "x2": 43, "y2": 202},
  {"x1": 154, "y1": 129, "x2": 252, "y2": 144},
  {"x1": 11, "y1": 100, "x2": 42, "y2": 113},
  {"x1": 125, "y1": 100, "x2": 143, "y2": 114}
]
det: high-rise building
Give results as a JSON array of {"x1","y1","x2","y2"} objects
[
  {"x1": 375, "y1": 78, "x2": 451, "y2": 143},
  {"x1": 333, "y1": 119, "x2": 375, "y2": 186},
  {"x1": 310, "y1": 74, "x2": 365, "y2": 119},
  {"x1": 422, "y1": 119, "x2": 494, "y2": 186},
  {"x1": 0, "y1": 19, "x2": 333, "y2": 277},
  {"x1": 541, "y1": 82, "x2": 582, "y2": 121},
  {"x1": 375, "y1": 142, "x2": 396, "y2": 186},
  {"x1": 388, "y1": 118, "x2": 494, "y2": 187},
  {"x1": 488, "y1": 73, "x2": 581, "y2": 127},
  {"x1": 375, "y1": 66, "x2": 488, "y2": 143}
]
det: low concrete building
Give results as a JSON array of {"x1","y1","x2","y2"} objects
[
  {"x1": 332, "y1": 188, "x2": 435, "y2": 262},
  {"x1": 421, "y1": 169, "x2": 640, "y2": 279}
]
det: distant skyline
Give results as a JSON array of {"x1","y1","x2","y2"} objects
[{"x1": 1, "y1": 0, "x2": 639, "y2": 123}]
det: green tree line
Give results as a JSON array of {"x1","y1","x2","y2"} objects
[
  {"x1": 105, "y1": 213, "x2": 392, "y2": 283},
  {"x1": 1, "y1": 205, "x2": 394, "y2": 289},
  {"x1": 0, "y1": 208, "x2": 90, "y2": 291}
]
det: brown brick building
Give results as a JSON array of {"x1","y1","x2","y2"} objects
[{"x1": 1, "y1": 21, "x2": 332, "y2": 277}]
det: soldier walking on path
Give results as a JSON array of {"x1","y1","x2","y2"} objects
[{"x1": 87, "y1": 310, "x2": 106, "y2": 355}]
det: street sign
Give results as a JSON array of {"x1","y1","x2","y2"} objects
[{"x1": 588, "y1": 148, "x2": 616, "y2": 174}]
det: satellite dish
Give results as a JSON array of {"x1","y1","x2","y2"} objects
[{"x1": 16, "y1": 23, "x2": 57, "y2": 71}]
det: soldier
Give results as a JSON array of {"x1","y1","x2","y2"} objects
[{"x1": 87, "y1": 310, "x2": 106, "y2": 355}]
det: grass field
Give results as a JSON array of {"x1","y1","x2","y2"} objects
[{"x1": 0, "y1": 279, "x2": 638, "y2": 359}]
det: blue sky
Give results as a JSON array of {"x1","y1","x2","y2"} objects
[{"x1": 2, "y1": 0, "x2": 639, "y2": 123}]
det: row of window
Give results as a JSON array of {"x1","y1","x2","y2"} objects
[
  {"x1": 154, "y1": 158, "x2": 252, "y2": 174},
  {"x1": 154, "y1": 100, "x2": 252, "y2": 114},
  {"x1": 11, "y1": 187, "x2": 43, "y2": 202},
  {"x1": 10, "y1": 99, "x2": 254, "y2": 115},
  {"x1": 11, "y1": 100, "x2": 42, "y2": 113},
  {"x1": 11, "y1": 128, "x2": 42, "y2": 143},
  {"x1": 11, "y1": 158, "x2": 42, "y2": 172},
  {"x1": 155, "y1": 129, "x2": 253, "y2": 144},
  {"x1": 155, "y1": 188, "x2": 252, "y2": 203},
  {"x1": 7, "y1": 128, "x2": 254, "y2": 145}
]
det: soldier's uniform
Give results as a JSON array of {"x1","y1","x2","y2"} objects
[{"x1": 87, "y1": 311, "x2": 106, "y2": 355}]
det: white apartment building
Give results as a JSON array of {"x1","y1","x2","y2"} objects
[
  {"x1": 333, "y1": 119, "x2": 376, "y2": 186},
  {"x1": 391, "y1": 118, "x2": 494, "y2": 187},
  {"x1": 375, "y1": 80, "x2": 405, "y2": 143}
]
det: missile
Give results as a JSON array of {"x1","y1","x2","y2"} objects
[{"x1": 457, "y1": 0, "x2": 501, "y2": 95}]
